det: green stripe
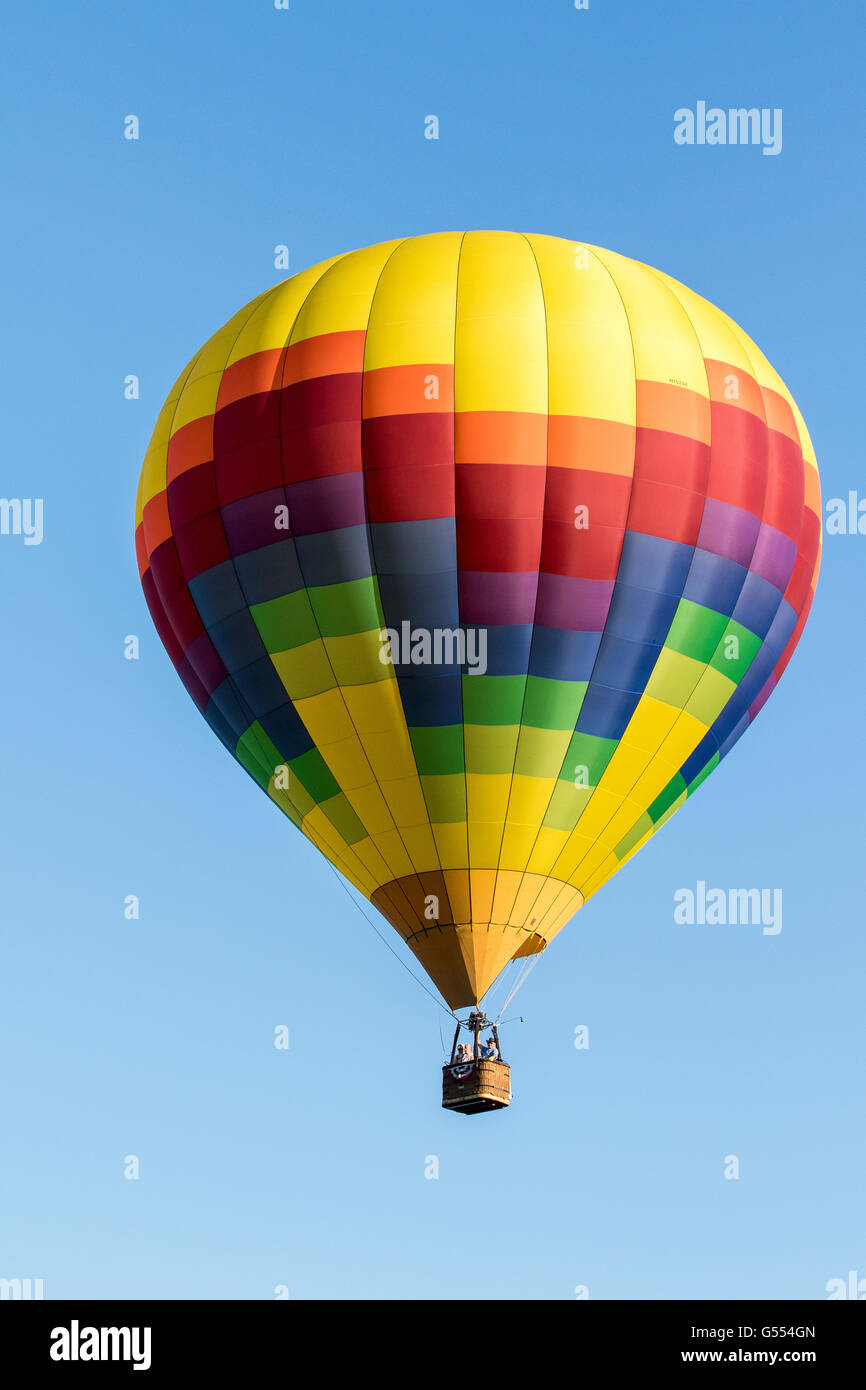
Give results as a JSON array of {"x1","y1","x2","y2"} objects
[
  {"x1": 558, "y1": 731, "x2": 617, "y2": 785},
  {"x1": 290, "y1": 747, "x2": 340, "y2": 803},
  {"x1": 523, "y1": 675, "x2": 588, "y2": 731},
  {"x1": 252, "y1": 589, "x2": 319, "y2": 652},
  {"x1": 410, "y1": 724, "x2": 465, "y2": 775},
  {"x1": 308, "y1": 575, "x2": 384, "y2": 638}
]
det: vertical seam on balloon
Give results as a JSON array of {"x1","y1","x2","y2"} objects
[
  {"x1": 356, "y1": 236, "x2": 452, "y2": 938},
  {"x1": 649, "y1": 281, "x2": 778, "y2": 770},
  {"x1": 452, "y1": 230, "x2": 471, "y2": 947},
  {"x1": 522, "y1": 258, "x2": 719, "y2": 932},
  {"x1": 510, "y1": 243, "x2": 642, "y2": 937},
  {"x1": 263, "y1": 249, "x2": 409, "y2": 895},
  {"x1": 175, "y1": 282, "x2": 327, "y2": 832},
  {"x1": 138, "y1": 350, "x2": 204, "y2": 650},
  {"x1": 153, "y1": 268, "x2": 366, "y2": 875},
  {"x1": 686, "y1": 307, "x2": 790, "y2": 760},
  {"x1": 270, "y1": 242, "x2": 436, "y2": 932},
  {"x1": 530, "y1": 260, "x2": 718, "y2": 931},
  {"x1": 150, "y1": 302, "x2": 263, "y2": 750},
  {"x1": 484, "y1": 232, "x2": 551, "y2": 967},
  {"x1": 544, "y1": 268, "x2": 779, "y2": 926}
]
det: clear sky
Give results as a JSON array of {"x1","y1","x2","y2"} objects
[{"x1": 1, "y1": 0, "x2": 863, "y2": 1300}]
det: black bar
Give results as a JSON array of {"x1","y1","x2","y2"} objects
[{"x1": 1, "y1": 1298, "x2": 862, "y2": 1375}]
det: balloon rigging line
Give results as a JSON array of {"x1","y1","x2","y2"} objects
[
  {"x1": 325, "y1": 863, "x2": 458, "y2": 1018},
  {"x1": 495, "y1": 953, "x2": 541, "y2": 1021}
]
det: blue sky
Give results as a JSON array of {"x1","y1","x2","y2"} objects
[{"x1": 1, "y1": 0, "x2": 863, "y2": 1300}]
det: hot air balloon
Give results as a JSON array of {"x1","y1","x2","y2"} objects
[{"x1": 135, "y1": 232, "x2": 821, "y2": 1114}]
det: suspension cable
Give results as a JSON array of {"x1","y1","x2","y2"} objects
[
  {"x1": 495, "y1": 951, "x2": 542, "y2": 1021},
  {"x1": 326, "y1": 864, "x2": 458, "y2": 1018}
]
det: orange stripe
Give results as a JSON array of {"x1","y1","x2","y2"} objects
[
  {"x1": 455, "y1": 410, "x2": 547, "y2": 465},
  {"x1": 218, "y1": 348, "x2": 285, "y2": 409},
  {"x1": 703, "y1": 359, "x2": 764, "y2": 420},
  {"x1": 637, "y1": 379, "x2": 711, "y2": 443},
  {"x1": 548, "y1": 415, "x2": 636, "y2": 475},
  {"x1": 134, "y1": 523, "x2": 149, "y2": 579},
  {"x1": 760, "y1": 384, "x2": 800, "y2": 444},
  {"x1": 803, "y1": 463, "x2": 821, "y2": 515},
  {"x1": 166, "y1": 415, "x2": 215, "y2": 483},
  {"x1": 363, "y1": 363, "x2": 454, "y2": 417},
  {"x1": 142, "y1": 490, "x2": 172, "y2": 556},
  {"x1": 280, "y1": 329, "x2": 366, "y2": 387}
]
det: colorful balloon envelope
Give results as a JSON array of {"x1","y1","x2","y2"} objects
[{"x1": 135, "y1": 232, "x2": 821, "y2": 1008}]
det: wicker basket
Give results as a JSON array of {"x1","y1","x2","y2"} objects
[{"x1": 442, "y1": 1059, "x2": 512, "y2": 1114}]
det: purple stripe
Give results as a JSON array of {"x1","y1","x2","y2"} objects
[
  {"x1": 749, "y1": 523, "x2": 797, "y2": 592},
  {"x1": 286, "y1": 472, "x2": 367, "y2": 535},
  {"x1": 183, "y1": 630, "x2": 227, "y2": 698},
  {"x1": 697, "y1": 498, "x2": 761, "y2": 568},
  {"x1": 459, "y1": 570, "x2": 537, "y2": 625},
  {"x1": 749, "y1": 674, "x2": 776, "y2": 720},
  {"x1": 536, "y1": 572, "x2": 614, "y2": 631},
  {"x1": 221, "y1": 487, "x2": 288, "y2": 555}
]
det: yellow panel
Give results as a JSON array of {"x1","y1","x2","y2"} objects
[
  {"x1": 571, "y1": 787, "x2": 625, "y2": 840},
  {"x1": 361, "y1": 729, "x2": 416, "y2": 782},
  {"x1": 629, "y1": 757, "x2": 679, "y2": 811},
  {"x1": 551, "y1": 831, "x2": 600, "y2": 880},
  {"x1": 363, "y1": 232, "x2": 464, "y2": 370},
  {"x1": 292, "y1": 688, "x2": 357, "y2": 747},
  {"x1": 191, "y1": 292, "x2": 271, "y2": 376},
  {"x1": 271, "y1": 640, "x2": 333, "y2": 700},
  {"x1": 644, "y1": 646, "x2": 704, "y2": 709},
  {"x1": 227, "y1": 258, "x2": 344, "y2": 364},
  {"x1": 649, "y1": 266, "x2": 757, "y2": 373},
  {"x1": 466, "y1": 773, "x2": 511, "y2": 823},
  {"x1": 315, "y1": 737, "x2": 374, "y2": 793},
  {"x1": 467, "y1": 821, "x2": 503, "y2": 867},
  {"x1": 370, "y1": 831, "x2": 415, "y2": 880},
  {"x1": 513, "y1": 724, "x2": 572, "y2": 776},
  {"x1": 684, "y1": 665, "x2": 737, "y2": 726},
  {"x1": 525, "y1": 233, "x2": 636, "y2": 426},
  {"x1": 343, "y1": 782, "x2": 395, "y2": 836},
  {"x1": 377, "y1": 775, "x2": 429, "y2": 827},
  {"x1": 597, "y1": 742, "x2": 650, "y2": 798},
  {"x1": 526, "y1": 826, "x2": 569, "y2": 876},
  {"x1": 432, "y1": 822, "x2": 470, "y2": 870},
  {"x1": 349, "y1": 836, "x2": 394, "y2": 883},
  {"x1": 301, "y1": 805, "x2": 350, "y2": 858},
  {"x1": 323, "y1": 630, "x2": 391, "y2": 688},
  {"x1": 656, "y1": 710, "x2": 707, "y2": 766},
  {"x1": 590, "y1": 246, "x2": 710, "y2": 395},
  {"x1": 599, "y1": 800, "x2": 645, "y2": 848},
  {"x1": 498, "y1": 823, "x2": 541, "y2": 869},
  {"x1": 505, "y1": 774, "x2": 558, "y2": 825},
  {"x1": 400, "y1": 824, "x2": 440, "y2": 872},
  {"x1": 455, "y1": 231, "x2": 548, "y2": 415},
  {"x1": 570, "y1": 837, "x2": 610, "y2": 883},
  {"x1": 341, "y1": 676, "x2": 404, "y2": 733},
  {"x1": 170, "y1": 372, "x2": 220, "y2": 434},
  {"x1": 624, "y1": 696, "x2": 680, "y2": 752},
  {"x1": 290, "y1": 239, "x2": 405, "y2": 343}
]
